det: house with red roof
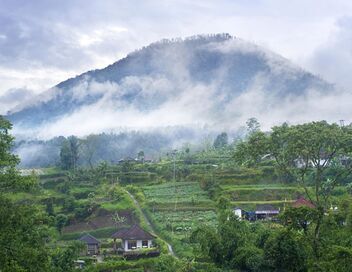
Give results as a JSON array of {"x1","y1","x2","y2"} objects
[{"x1": 291, "y1": 197, "x2": 316, "y2": 209}]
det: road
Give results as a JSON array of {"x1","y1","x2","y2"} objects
[{"x1": 124, "y1": 190, "x2": 177, "y2": 258}]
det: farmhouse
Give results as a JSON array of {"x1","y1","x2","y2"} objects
[
  {"x1": 78, "y1": 234, "x2": 100, "y2": 255},
  {"x1": 255, "y1": 204, "x2": 280, "y2": 220},
  {"x1": 112, "y1": 225, "x2": 156, "y2": 252}
]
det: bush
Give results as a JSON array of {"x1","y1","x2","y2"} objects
[
  {"x1": 233, "y1": 246, "x2": 264, "y2": 272},
  {"x1": 264, "y1": 230, "x2": 307, "y2": 272}
]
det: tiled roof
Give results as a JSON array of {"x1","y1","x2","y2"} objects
[
  {"x1": 78, "y1": 234, "x2": 100, "y2": 244},
  {"x1": 256, "y1": 204, "x2": 279, "y2": 212},
  {"x1": 112, "y1": 225, "x2": 155, "y2": 240},
  {"x1": 291, "y1": 197, "x2": 315, "y2": 208}
]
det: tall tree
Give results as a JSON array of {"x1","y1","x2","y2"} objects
[
  {"x1": 59, "y1": 136, "x2": 81, "y2": 170},
  {"x1": 0, "y1": 117, "x2": 35, "y2": 192},
  {"x1": 0, "y1": 116, "x2": 50, "y2": 271},
  {"x1": 60, "y1": 140, "x2": 72, "y2": 170},
  {"x1": 68, "y1": 136, "x2": 80, "y2": 170},
  {"x1": 213, "y1": 132, "x2": 228, "y2": 149},
  {"x1": 246, "y1": 117, "x2": 261, "y2": 135},
  {"x1": 82, "y1": 134, "x2": 99, "y2": 168}
]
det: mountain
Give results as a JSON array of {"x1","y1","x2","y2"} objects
[{"x1": 7, "y1": 33, "x2": 333, "y2": 138}]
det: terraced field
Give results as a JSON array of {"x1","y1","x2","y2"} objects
[
  {"x1": 142, "y1": 182, "x2": 212, "y2": 205},
  {"x1": 152, "y1": 210, "x2": 217, "y2": 238},
  {"x1": 141, "y1": 181, "x2": 216, "y2": 257}
]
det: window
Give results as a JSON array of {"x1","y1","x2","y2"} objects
[
  {"x1": 127, "y1": 240, "x2": 137, "y2": 250},
  {"x1": 142, "y1": 240, "x2": 148, "y2": 247}
]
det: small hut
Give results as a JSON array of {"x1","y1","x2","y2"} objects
[
  {"x1": 112, "y1": 225, "x2": 155, "y2": 252},
  {"x1": 78, "y1": 234, "x2": 100, "y2": 255}
]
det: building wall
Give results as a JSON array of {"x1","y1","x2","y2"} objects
[
  {"x1": 123, "y1": 239, "x2": 153, "y2": 251},
  {"x1": 234, "y1": 209, "x2": 242, "y2": 218},
  {"x1": 87, "y1": 244, "x2": 99, "y2": 255}
]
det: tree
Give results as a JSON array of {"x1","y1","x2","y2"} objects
[
  {"x1": 0, "y1": 116, "x2": 50, "y2": 271},
  {"x1": 137, "y1": 150, "x2": 145, "y2": 162},
  {"x1": 234, "y1": 121, "x2": 352, "y2": 259},
  {"x1": 55, "y1": 214, "x2": 68, "y2": 234},
  {"x1": 264, "y1": 230, "x2": 307, "y2": 272},
  {"x1": 233, "y1": 245, "x2": 264, "y2": 272},
  {"x1": 0, "y1": 116, "x2": 35, "y2": 192},
  {"x1": 213, "y1": 132, "x2": 228, "y2": 149},
  {"x1": 0, "y1": 198, "x2": 51, "y2": 271},
  {"x1": 50, "y1": 241, "x2": 83, "y2": 272},
  {"x1": 59, "y1": 140, "x2": 72, "y2": 170},
  {"x1": 281, "y1": 206, "x2": 318, "y2": 233},
  {"x1": 45, "y1": 197, "x2": 55, "y2": 216},
  {"x1": 191, "y1": 211, "x2": 251, "y2": 268},
  {"x1": 81, "y1": 134, "x2": 99, "y2": 169},
  {"x1": 246, "y1": 117, "x2": 260, "y2": 135},
  {"x1": 59, "y1": 136, "x2": 81, "y2": 170}
]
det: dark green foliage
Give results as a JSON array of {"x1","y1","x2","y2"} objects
[
  {"x1": 264, "y1": 230, "x2": 307, "y2": 272},
  {"x1": 45, "y1": 197, "x2": 55, "y2": 216},
  {"x1": 55, "y1": 214, "x2": 68, "y2": 234},
  {"x1": 191, "y1": 212, "x2": 255, "y2": 269},
  {"x1": 63, "y1": 196, "x2": 76, "y2": 213},
  {"x1": 0, "y1": 198, "x2": 50, "y2": 271},
  {"x1": 60, "y1": 140, "x2": 72, "y2": 170},
  {"x1": 50, "y1": 242, "x2": 83, "y2": 272},
  {"x1": 0, "y1": 117, "x2": 51, "y2": 271},
  {"x1": 281, "y1": 207, "x2": 318, "y2": 233},
  {"x1": 232, "y1": 245, "x2": 264, "y2": 272},
  {"x1": 60, "y1": 136, "x2": 80, "y2": 170}
]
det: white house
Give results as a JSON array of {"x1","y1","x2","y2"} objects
[
  {"x1": 233, "y1": 207, "x2": 246, "y2": 220},
  {"x1": 112, "y1": 225, "x2": 155, "y2": 252}
]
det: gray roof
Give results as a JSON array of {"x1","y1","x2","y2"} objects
[
  {"x1": 256, "y1": 204, "x2": 279, "y2": 212},
  {"x1": 112, "y1": 225, "x2": 155, "y2": 240},
  {"x1": 78, "y1": 234, "x2": 100, "y2": 245}
]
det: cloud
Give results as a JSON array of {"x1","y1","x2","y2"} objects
[
  {"x1": 0, "y1": 88, "x2": 34, "y2": 114},
  {"x1": 224, "y1": 79, "x2": 352, "y2": 131},
  {"x1": 1, "y1": 0, "x2": 352, "y2": 98},
  {"x1": 307, "y1": 16, "x2": 352, "y2": 90},
  {"x1": 14, "y1": 77, "x2": 352, "y2": 140}
]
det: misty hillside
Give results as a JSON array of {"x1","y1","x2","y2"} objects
[{"x1": 7, "y1": 33, "x2": 333, "y2": 139}]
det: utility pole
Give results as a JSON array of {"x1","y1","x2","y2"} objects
[{"x1": 171, "y1": 149, "x2": 177, "y2": 235}]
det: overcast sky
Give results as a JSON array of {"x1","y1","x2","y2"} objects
[{"x1": 1, "y1": 0, "x2": 352, "y2": 103}]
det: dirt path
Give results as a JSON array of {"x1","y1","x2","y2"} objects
[{"x1": 124, "y1": 190, "x2": 177, "y2": 258}]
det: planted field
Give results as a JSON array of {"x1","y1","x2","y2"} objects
[
  {"x1": 223, "y1": 187, "x2": 304, "y2": 202},
  {"x1": 142, "y1": 182, "x2": 212, "y2": 204},
  {"x1": 148, "y1": 210, "x2": 217, "y2": 257},
  {"x1": 152, "y1": 210, "x2": 217, "y2": 236}
]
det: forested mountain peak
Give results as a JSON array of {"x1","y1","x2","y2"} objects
[{"x1": 7, "y1": 34, "x2": 333, "y2": 139}]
